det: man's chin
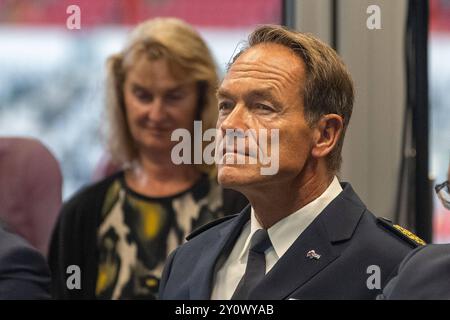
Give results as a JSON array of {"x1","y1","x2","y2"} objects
[{"x1": 217, "y1": 165, "x2": 260, "y2": 189}]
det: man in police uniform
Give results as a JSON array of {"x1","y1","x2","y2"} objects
[
  {"x1": 0, "y1": 224, "x2": 50, "y2": 299},
  {"x1": 159, "y1": 25, "x2": 423, "y2": 300},
  {"x1": 380, "y1": 163, "x2": 450, "y2": 299}
]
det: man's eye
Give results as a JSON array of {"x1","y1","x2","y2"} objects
[
  {"x1": 218, "y1": 101, "x2": 233, "y2": 111},
  {"x1": 255, "y1": 103, "x2": 273, "y2": 112}
]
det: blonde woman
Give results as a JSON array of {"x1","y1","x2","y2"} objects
[{"x1": 49, "y1": 18, "x2": 247, "y2": 300}]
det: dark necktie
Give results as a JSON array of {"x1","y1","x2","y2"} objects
[{"x1": 231, "y1": 229, "x2": 272, "y2": 300}]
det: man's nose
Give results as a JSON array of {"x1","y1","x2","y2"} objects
[{"x1": 219, "y1": 103, "x2": 248, "y2": 133}]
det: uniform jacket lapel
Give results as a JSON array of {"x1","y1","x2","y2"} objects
[
  {"x1": 188, "y1": 204, "x2": 251, "y2": 299},
  {"x1": 250, "y1": 183, "x2": 365, "y2": 300}
]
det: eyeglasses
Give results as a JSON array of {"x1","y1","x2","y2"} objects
[{"x1": 435, "y1": 180, "x2": 450, "y2": 210}]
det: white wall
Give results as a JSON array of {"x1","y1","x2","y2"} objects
[{"x1": 293, "y1": 0, "x2": 407, "y2": 220}]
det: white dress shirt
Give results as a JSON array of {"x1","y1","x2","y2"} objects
[{"x1": 210, "y1": 176, "x2": 343, "y2": 300}]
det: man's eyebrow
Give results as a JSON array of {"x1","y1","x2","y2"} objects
[
  {"x1": 216, "y1": 88, "x2": 234, "y2": 99},
  {"x1": 245, "y1": 89, "x2": 282, "y2": 108},
  {"x1": 216, "y1": 88, "x2": 279, "y2": 101},
  {"x1": 245, "y1": 89, "x2": 275, "y2": 101}
]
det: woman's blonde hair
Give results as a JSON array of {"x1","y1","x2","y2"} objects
[{"x1": 105, "y1": 18, "x2": 219, "y2": 174}]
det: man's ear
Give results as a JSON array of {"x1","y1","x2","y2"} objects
[{"x1": 311, "y1": 114, "x2": 344, "y2": 159}]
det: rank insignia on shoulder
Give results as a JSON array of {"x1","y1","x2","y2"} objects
[{"x1": 377, "y1": 217, "x2": 426, "y2": 247}]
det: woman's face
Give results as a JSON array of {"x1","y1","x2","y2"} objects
[{"x1": 123, "y1": 56, "x2": 199, "y2": 157}]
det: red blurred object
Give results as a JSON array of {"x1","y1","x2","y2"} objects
[
  {"x1": 430, "y1": 0, "x2": 450, "y2": 32},
  {"x1": 433, "y1": 204, "x2": 450, "y2": 242},
  {"x1": 0, "y1": 0, "x2": 281, "y2": 28},
  {"x1": 0, "y1": 137, "x2": 62, "y2": 256}
]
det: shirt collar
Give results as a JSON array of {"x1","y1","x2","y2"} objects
[{"x1": 238, "y1": 176, "x2": 343, "y2": 262}]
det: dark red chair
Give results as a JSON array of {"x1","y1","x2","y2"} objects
[{"x1": 0, "y1": 137, "x2": 62, "y2": 256}]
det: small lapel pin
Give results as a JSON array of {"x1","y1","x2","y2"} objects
[{"x1": 306, "y1": 250, "x2": 321, "y2": 260}]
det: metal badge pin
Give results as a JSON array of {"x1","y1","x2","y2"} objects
[{"x1": 306, "y1": 250, "x2": 321, "y2": 260}]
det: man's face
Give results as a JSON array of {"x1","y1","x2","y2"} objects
[{"x1": 216, "y1": 43, "x2": 315, "y2": 190}]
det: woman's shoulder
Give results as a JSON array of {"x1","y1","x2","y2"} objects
[{"x1": 60, "y1": 171, "x2": 124, "y2": 219}]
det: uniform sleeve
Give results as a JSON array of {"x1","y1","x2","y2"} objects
[
  {"x1": 381, "y1": 245, "x2": 450, "y2": 299},
  {"x1": 158, "y1": 247, "x2": 178, "y2": 300},
  {"x1": 0, "y1": 238, "x2": 51, "y2": 299}
]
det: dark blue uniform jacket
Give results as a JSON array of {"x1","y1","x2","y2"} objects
[{"x1": 160, "y1": 183, "x2": 421, "y2": 300}]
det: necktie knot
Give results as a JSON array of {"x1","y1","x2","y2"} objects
[
  {"x1": 250, "y1": 229, "x2": 272, "y2": 254},
  {"x1": 231, "y1": 229, "x2": 272, "y2": 299}
]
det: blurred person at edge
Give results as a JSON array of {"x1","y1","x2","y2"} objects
[
  {"x1": 48, "y1": 18, "x2": 247, "y2": 300},
  {"x1": 0, "y1": 222, "x2": 50, "y2": 299},
  {"x1": 380, "y1": 161, "x2": 450, "y2": 300}
]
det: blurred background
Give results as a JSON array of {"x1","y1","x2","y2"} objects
[
  {"x1": 429, "y1": 0, "x2": 450, "y2": 242},
  {"x1": 0, "y1": 0, "x2": 281, "y2": 197},
  {"x1": 0, "y1": 0, "x2": 449, "y2": 244}
]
